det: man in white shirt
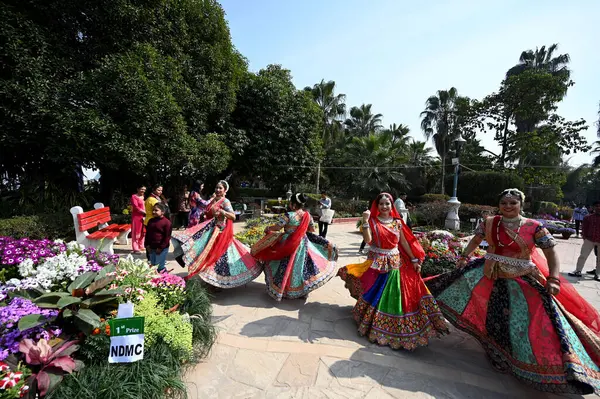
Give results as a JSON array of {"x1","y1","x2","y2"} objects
[
  {"x1": 318, "y1": 190, "x2": 332, "y2": 238},
  {"x1": 573, "y1": 204, "x2": 589, "y2": 237}
]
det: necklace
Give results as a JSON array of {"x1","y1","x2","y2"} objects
[
  {"x1": 377, "y1": 216, "x2": 393, "y2": 224},
  {"x1": 497, "y1": 216, "x2": 523, "y2": 247}
]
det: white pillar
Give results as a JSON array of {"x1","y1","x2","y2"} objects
[{"x1": 445, "y1": 197, "x2": 461, "y2": 231}]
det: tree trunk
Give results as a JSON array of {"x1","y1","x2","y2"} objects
[{"x1": 440, "y1": 155, "x2": 446, "y2": 195}]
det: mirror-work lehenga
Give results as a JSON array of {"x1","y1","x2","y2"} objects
[
  {"x1": 425, "y1": 216, "x2": 600, "y2": 395},
  {"x1": 172, "y1": 196, "x2": 262, "y2": 287},
  {"x1": 337, "y1": 197, "x2": 449, "y2": 350},
  {"x1": 251, "y1": 210, "x2": 337, "y2": 300}
]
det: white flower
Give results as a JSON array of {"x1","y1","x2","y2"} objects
[
  {"x1": 66, "y1": 241, "x2": 85, "y2": 252},
  {"x1": 18, "y1": 259, "x2": 36, "y2": 278},
  {"x1": 6, "y1": 278, "x2": 21, "y2": 287},
  {"x1": 53, "y1": 239, "x2": 65, "y2": 245}
]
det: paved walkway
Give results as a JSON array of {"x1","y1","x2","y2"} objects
[{"x1": 118, "y1": 223, "x2": 599, "y2": 398}]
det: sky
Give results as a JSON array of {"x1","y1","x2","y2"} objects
[{"x1": 219, "y1": 0, "x2": 600, "y2": 167}]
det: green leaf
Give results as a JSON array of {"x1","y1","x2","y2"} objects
[
  {"x1": 67, "y1": 271, "x2": 97, "y2": 292},
  {"x1": 33, "y1": 292, "x2": 70, "y2": 308},
  {"x1": 81, "y1": 296, "x2": 119, "y2": 308},
  {"x1": 85, "y1": 276, "x2": 115, "y2": 295},
  {"x1": 57, "y1": 296, "x2": 82, "y2": 309},
  {"x1": 94, "y1": 288, "x2": 125, "y2": 296},
  {"x1": 94, "y1": 265, "x2": 116, "y2": 281},
  {"x1": 63, "y1": 309, "x2": 74, "y2": 318},
  {"x1": 18, "y1": 314, "x2": 55, "y2": 331},
  {"x1": 73, "y1": 309, "x2": 101, "y2": 335}
]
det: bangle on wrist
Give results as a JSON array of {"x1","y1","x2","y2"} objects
[
  {"x1": 362, "y1": 223, "x2": 370, "y2": 228},
  {"x1": 547, "y1": 276, "x2": 561, "y2": 284},
  {"x1": 410, "y1": 258, "x2": 419, "y2": 263}
]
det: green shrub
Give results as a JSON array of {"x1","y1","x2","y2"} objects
[
  {"x1": 419, "y1": 194, "x2": 450, "y2": 203},
  {"x1": 534, "y1": 201, "x2": 559, "y2": 215},
  {"x1": 237, "y1": 188, "x2": 278, "y2": 198},
  {"x1": 458, "y1": 204, "x2": 498, "y2": 222},
  {"x1": 444, "y1": 171, "x2": 525, "y2": 206},
  {"x1": 48, "y1": 338, "x2": 187, "y2": 399},
  {"x1": 557, "y1": 206, "x2": 573, "y2": 220},
  {"x1": 180, "y1": 277, "x2": 217, "y2": 359},
  {"x1": 0, "y1": 213, "x2": 75, "y2": 240},
  {"x1": 413, "y1": 202, "x2": 449, "y2": 227},
  {"x1": 332, "y1": 199, "x2": 370, "y2": 216},
  {"x1": 135, "y1": 292, "x2": 193, "y2": 358}
]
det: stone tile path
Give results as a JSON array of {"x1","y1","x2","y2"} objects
[{"x1": 118, "y1": 223, "x2": 599, "y2": 399}]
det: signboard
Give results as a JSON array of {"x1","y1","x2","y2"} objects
[
  {"x1": 108, "y1": 316, "x2": 145, "y2": 363},
  {"x1": 451, "y1": 158, "x2": 459, "y2": 166}
]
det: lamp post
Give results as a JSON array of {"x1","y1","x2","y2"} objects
[{"x1": 445, "y1": 134, "x2": 466, "y2": 231}]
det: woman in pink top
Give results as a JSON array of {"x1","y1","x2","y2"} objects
[{"x1": 130, "y1": 185, "x2": 147, "y2": 253}]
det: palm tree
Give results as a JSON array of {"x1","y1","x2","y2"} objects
[
  {"x1": 506, "y1": 44, "x2": 571, "y2": 133},
  {"x1": 383, "y1": 123, "x2": 411, "y2": 145},
  {"x1": 303, "y1": 80, "x2": 346, "y2": 145},
  {"x1": 420, "y1": 87, "x2": 466, "y2": 194},
  {"x1": 406, "y1": 140, "x2": 435, "y2": 166},
  {"x1": 344, "y1": 104, "x2": 383, "y2": 136},
  {"x1": 344, "y1": 133, "x2": 409, "y2": 197}
]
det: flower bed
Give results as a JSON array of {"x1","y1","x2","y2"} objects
[
  {"x1": 0, "y1": 237, "x2": 215, "y2": 398},
  {"x1": 536, "y1": 219, "x2": 576, "y2": 239},
  {"x1": 414, "y1": 230, "x2": 485, "y2": 277}
]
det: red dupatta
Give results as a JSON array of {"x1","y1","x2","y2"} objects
[
  {"x1": 254, "y1": 211, "x2": 311, "y2": 262},
  {"x1": 369, "y1": 193, "x2": 425, "y2": 263},
  {"x1": 187, "y1": 196, "x2": 233, "y2": 279},
  {"x1": 488, "y1": 216, "x2": 600, "y2": 336}
]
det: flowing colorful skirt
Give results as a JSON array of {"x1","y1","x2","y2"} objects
[
  {"x1": 337, "y1": 258, "x2": 449, "y2": 350},
  {"x1": 425, "y1": 258, "x2": 600, "y2": 395},
  {"x1": 172, "y1": 219, "x2": 262, "y2": 288},
  {"x1": 262, "y1": 233, "x2": 338, "y2": 301}
]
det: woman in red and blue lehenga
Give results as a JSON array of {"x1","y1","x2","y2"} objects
[
  {"x1": 425, "y1": 188, "x2": 600, "y2": 395},
  {"x1": 251, "y1": 193, "x2": 337, "y2": 301},
  {"x1": 172, "y1": 180, "x2": 262, "y2": 288},
  {"x1": 337, "y1": 192, "x2": 449, "y2": 350}
]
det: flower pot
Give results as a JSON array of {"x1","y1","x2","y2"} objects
[{"x1": 561, "y1": 232, "x2": 572, "y2": 239}]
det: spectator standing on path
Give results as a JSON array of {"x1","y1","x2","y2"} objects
[
  {"x1": 160, "y1": 194, "x2": 171, "y2": 220},
  {"x1": 177, "y1": 185, "x2": 191, "y2": 229},
  {"x1": 130, "y1": 185, "x2": 146, "y2": 254},
  {"x1": 569, "y1": 201, "x2": 600, "y2": 279},
  {"x1": 394, "y1": 193, "x2": 409, "y2": 224},
  {"x1": 573, "y1": 203, "x2": 589, "y2": 237},
  {"x1": 144, "y1": 203, "x2": 172, "y2": 272},
  {"x1": 144, "y1": 184, "x2": 163, "y2": 260},
  {"x1": 318, "y1": 190, "x2": 332, "y2": 238}
]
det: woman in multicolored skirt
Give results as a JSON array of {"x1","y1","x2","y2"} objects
[
  {"x1": 172, "y1": 180, "x2": 262, "y2": 288},
  {"x1": 426, "y1": 188, "x2": 600, "y2": 395},
  {"x1": 252, "y1": 193, "x2": 337, "y2": 301},
  {"x1": 337, "y1": 192, "x2": 449, "y2": 349}
]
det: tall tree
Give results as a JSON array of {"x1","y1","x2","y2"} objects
[
  {"x1": 506, "y1": 44, "x2": 572, "y2": 133},
  {"x1": 406, "y1": 140, "x2": 435, "y2": 166},
  {"x1": 420, "y1": 87, "x2": 468, "y2": 194},
  {"x1": 231, "y1": 65, "x2": 323, "y2": 190},
  {"x1": 382, "y1": 123, "x2": 411, "y2": 146},
  {"x1": 343, "y1": 133, "x2": 409, "y2": 198},
  {"x1": 344, "y1": 104, "x2": 383, "y2": 136},
  {"x1": 303, "y1": 80, "x2": 346, "y2": 147},
  {"x1": 0, "y1": 0, "x2": 245, "y2": 208}
]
